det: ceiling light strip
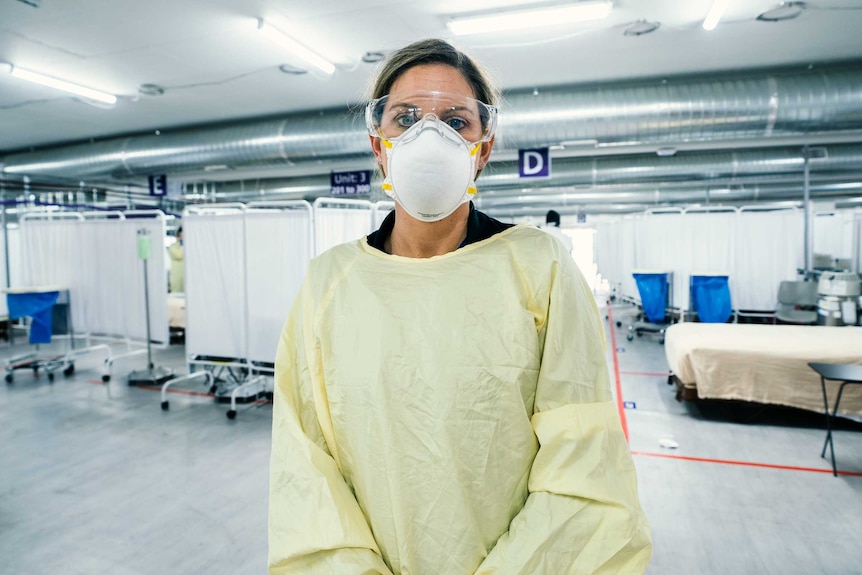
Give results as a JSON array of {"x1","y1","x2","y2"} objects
[
  {"x1": 447, "y1": 1, "x2": 613, "y2": 35},
  {"x1": 256, "y1": 19, "x2": 335, "y2": 76},
  {"x1": 702, "y1": 0, "x2": 730, "y2": 31},
  {"x1": 1, "y1": 63, "x2": 117, "y2": 104}
]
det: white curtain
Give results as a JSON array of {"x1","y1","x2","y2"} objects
[
  {"x1": 184, "y1": 212, "x2": 247, "y2": 359},
  {"x1": 593, "y1": 208, "x2": 803, "y2": 312},
  {"x1": 314, "y1": 203, "x2": 374, "y2": 255},
  {"x1": 814, "y1": 210, "x2": 857, "y2": 263},
  {"x1": 634, "y1": 213, "x2": 687, "y2": 308},
  {"x1": 0, "y1": 226, "x2": 21, "y2": 318},
  {"x1": 735, "y1": 210, "x2": 803, "y2": 310},
  {"x1": 19, "y1": 218, "x2": 87, "y2": 330},
  {"x1": 595, "y1": 217, "x2": 640, "y2": 299},
  {"x1": 245, "y1": 209, "x2": 312, "y2": 364},
  {"x1": 17, "y1": 215, "x2": 168, "y2": 342}
]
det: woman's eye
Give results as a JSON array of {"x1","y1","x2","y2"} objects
[
  {"x1": 395, "y1": 113, "x2": 418, "y2": 129},
  {"x1": 446, "y1": 117, "x2": 467, "y2": 131}
]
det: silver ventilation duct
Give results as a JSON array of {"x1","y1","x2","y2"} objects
[
  {"x1": 194, "y1": 143, "x2": 862, "y2": 203},
  {"x1": 479, "y1": 143, "x2": 862, "y2": 190},
  {"x1": 474, "y1": 181, "x2": 862, "y2": 210},
  {"x1": 2, "y1": 64, "x2": 862, "y2": 180}
]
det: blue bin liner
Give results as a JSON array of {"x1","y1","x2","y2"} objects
[
  {"x1": 633, "y1": 273, "x2": 668, "y2": 324},
  {"x1": 7, "y1": 291, "x2": 60, "y2": 344},
  {"x1": 691, "y1": 275, "x2": 732, "y2": 324}
]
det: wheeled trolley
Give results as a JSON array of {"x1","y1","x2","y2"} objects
[
  {"x1": 627, "y1": 271, "x2": 675, "y2": 345},
  {"x1": 3, "y1": 287, "x2": 77, "y2": 384}
]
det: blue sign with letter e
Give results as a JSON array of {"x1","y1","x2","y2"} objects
[
  {"x1": 148, "y1": 175, "x2": 167, "y2": 196},
  {"x1": 518, "y1": 148, "x2": 550, "y2": 178}
]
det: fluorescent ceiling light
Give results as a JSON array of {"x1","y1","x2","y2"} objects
[
  {"x1": 256, "y1": 18, "x2": 335, "y2": 76},
  {"x1": 447, "y1": 1, "x2": 613, "y2": 35},
  {"x1": 702, "y1": 0, "x2": 729, "y2": 31},
  {"x1": 0, "y1": 62, "x2": 117, "y2": 104}
]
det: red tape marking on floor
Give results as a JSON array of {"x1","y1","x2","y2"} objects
[
  {"x1": 620, "y1": 371, "x2": 669, "y2": 378},
  {"x1": 631, "y1": 450, "x2": 862, "y2": 477},
  {"x1": 88, "y1": 379, "x2": 272, "y2": 405},
  {"x1": 606, "y1": 305, "x2": 629, "y2": 441}
]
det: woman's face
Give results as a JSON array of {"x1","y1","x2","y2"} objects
[{"x1": 370, "y1": 63, "x2": 495, "y2": 175}]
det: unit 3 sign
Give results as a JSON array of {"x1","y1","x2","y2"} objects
[{"x1": 331, "y1": 170, "x2": 372, "y2": 196}]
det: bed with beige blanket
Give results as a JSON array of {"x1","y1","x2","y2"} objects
[{"x1": 665, "y1": 323, "x2": 862, "y2": 418}]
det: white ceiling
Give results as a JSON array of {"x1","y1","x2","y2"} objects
[{"x1": 1, "y1": 0, "x2": 861, "y2": 155}]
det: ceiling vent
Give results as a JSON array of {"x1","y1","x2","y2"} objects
[{"x1": 757, "y1": 2, "x2": 806, "y2": 22}]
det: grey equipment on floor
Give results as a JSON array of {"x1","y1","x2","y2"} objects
[
  {"x1": 816, "y1": 272, "x2": 861, "y2": 326},
  {"x1": 775, "y1": 280, "x2": 818, "y2": 325}
]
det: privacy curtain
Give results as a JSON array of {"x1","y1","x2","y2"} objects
[
  {"x1": 595, "y1": 208, "x2": 804, "y2": 313},
  {"x1": 17, "y1": 214, "x2": 168, "y2": 343}
]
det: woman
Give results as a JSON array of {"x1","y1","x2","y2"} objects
[{"x1": 269, "y1": 39, "x2": 651, "y2": 574}]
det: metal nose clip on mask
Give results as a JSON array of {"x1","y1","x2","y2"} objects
[{"x1": 380, "y1": 114, "x2": 482, "y2": 223}]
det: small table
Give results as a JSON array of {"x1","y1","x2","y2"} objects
[{"x1": 808, "y1": 362, "x2": 862, "y2": 476}]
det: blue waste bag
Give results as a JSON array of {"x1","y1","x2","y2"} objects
[
  {"x1": 633, "y1": 273, "x2": 668, "y2": 324},
  {"x1": 7, "y1": 291, "x2": 60, "y2": 344},
  {"x1": 690, "y1": 275, "x2": 732, "y2": 323}
]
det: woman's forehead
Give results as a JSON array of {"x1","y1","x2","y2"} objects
[{"x1": 389, "y1": 64, "x2": 475, "y2": 99}]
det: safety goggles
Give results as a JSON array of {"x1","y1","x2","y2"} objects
[{"x1": 366, "y1": 90, "x2": 498, "y2": 145}]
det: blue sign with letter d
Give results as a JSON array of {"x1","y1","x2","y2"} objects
[{"x1": 518, "y1": 148, "x2": 550, "y2": 178}]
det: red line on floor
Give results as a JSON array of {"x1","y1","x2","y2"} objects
[
  {"x1": 606, "y1": 305, "x2": 629, "y2": 441},
  {"x1": 631, "y1": 450, "x2": 862, "y2": 477},
  {"x1": 620, "y1": 371, "x2": 668, "y2": 378},
  {"x1": 88, "y1": 379, "x2": 272, "y2": 405},
  {"x1": 137, "y1": 384, "x2": 214, "y2": 398}
]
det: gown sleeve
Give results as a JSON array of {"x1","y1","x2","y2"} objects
[
  {"x1": 474, "y1": 251, "x2": 652, "y2": 575},
  {"x1": 268, "y1": 279, "x2": 394, "y2": 575}
]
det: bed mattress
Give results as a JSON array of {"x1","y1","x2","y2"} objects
[
  {"x1": 167, "y1": 294, "x2": 185, "y2": 329},
  {"x1": 665, "y1": 323, "x2": 862, "y2": 417}
]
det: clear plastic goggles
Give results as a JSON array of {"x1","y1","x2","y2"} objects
[{"x1": 366, "y1": 90, "x2": 498, "y2": 145}]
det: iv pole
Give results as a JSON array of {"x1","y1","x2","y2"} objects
[{"x1": 128, "y1": 228, "x2": 174, "y2": 386}]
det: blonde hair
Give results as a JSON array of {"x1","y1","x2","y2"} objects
[{"x1": 370, "y1": 39, "x2": 499, "y2": 107}]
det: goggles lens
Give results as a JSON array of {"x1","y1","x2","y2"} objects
[{"x1": 366, "y1": 91, "x2": 497, "y2": 144}]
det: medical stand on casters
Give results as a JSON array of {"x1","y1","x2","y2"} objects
[{"x1": 128, "y1": 228, "x2": 174, "y2": 386}]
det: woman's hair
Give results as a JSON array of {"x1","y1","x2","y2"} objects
[{"x1": 370, "y1": 39, "x2": 499, "y2": 107}]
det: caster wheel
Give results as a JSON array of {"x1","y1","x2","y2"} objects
[
  {"x1": 659, "y1": 338, "x2": 665, "y2": 345},
  {"x1": 63, "y1": 365, "x2": 75, "y2": 377},
  {"x1": 48, "y1": 372, "x2": 55, "y2": 382},
  {"x1": 636, "y1": 331, "x2": 643, "y2": 338},
  {"x1": 102, "y1": 374, "x2": 111, "y2": 383},
  {"x1": 161, "y1": 401, "x2": 169, "y2": 411},
  {"x1": 626, "y1": 334, "x2": 634, "y2": 342},
  {"x1": 5, "y1": 373, "x2": 13, "y2": 383},
  {"x1": 615, "y1": 321, "x2": 622, "y2": 328},
  {"x1": 32, "y1": 366, "x2": 39, "y2": 375},
  {"x1": 226, "y1": 410, "x2": 237, "y2": 420}
]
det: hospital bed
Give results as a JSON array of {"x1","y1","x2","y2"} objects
[
  {"x1": 167, "y1": 293, "x2": 185, "y2": 343},
  {"x1": 665, "y1": 323, "x2": 862, "y2": 418}
]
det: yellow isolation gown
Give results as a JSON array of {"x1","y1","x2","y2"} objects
[
  {"x1": 167, "y1": 241, "x2": 184, "y2": 293},
  {"x1": 268, "y1": 224, "x2": 651, "y2": 575}
]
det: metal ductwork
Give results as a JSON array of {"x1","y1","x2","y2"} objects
[
  {"x1": 187, "y1": 143, "x2": 862, "y2": 204},
  {"x1": 474, "y1": 181, "x2": 862, "y2": 210},
  {"x1": 479, "y1": 143, "x2": 862, "y2": 190},
  {"x1": 2, "y1": 63, "x2": 862, "y2": 180}
]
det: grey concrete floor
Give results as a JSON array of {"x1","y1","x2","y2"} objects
[{"x1": 1, "y1": 312, "x2": 861, "y2": 575}]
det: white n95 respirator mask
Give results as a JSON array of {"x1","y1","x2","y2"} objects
[
  {"x1": 381, "y1": 115, "x2": 481, "y2": 222},
  {"x1": 366, "y1": 91, "x2": 498, "y2": 223}
]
